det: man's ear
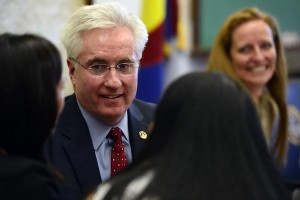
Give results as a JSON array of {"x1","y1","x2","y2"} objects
[{"x1": 67, "y1": 59, "x2": 76, "y2": 86}]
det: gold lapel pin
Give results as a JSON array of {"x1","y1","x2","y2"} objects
[{"x1": 139, "y1": 131, "x2": 147, "y2": 139}]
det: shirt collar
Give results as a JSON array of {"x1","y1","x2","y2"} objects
[{"x1": 77, "y1": 101, "x2": 129, "y2": 151}]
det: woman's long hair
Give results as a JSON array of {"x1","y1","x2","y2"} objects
[
  {"x1": 101, "y1": 72, "x2": 290, "y2": 200},
  {"x1": 0, "y1": 33, "x2": 62, "y2": 161}
]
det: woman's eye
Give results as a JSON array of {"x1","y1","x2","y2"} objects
[
  {"x1": 261, "y1": 42, "x2": 272, "y2": 49},
  {"x1": 238, "y1": 46, "x2": 252, "y2": 54}
]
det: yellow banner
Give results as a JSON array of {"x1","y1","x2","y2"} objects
[{"x1": 141, "y1": 0, "x2": 166, "y2": 33}]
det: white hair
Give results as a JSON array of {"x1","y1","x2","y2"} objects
[{"x1": 62, "y1": 2, "x2": 148, "y2": 60}]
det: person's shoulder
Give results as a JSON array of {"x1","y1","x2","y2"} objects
[
  {"x1": 0, "y1": 155, "x2": 46, "y2": 170},
  {"x1": 132, "y1": 99, "x2": 156, "y2": 109},
  {"x1": 129, "y1": 99, "x2": 156, "y2": 121},
  {"x1": 0, "y1": 156, "x2": 54, "y2": 181},
  {"x1": 288, "y1": 105, "x2": 300, "y2": 145},
  {"x1": 91, "y1": 167, "x2": 156, "y2": 200},
  {"x1": 64, "y1": 93, "x2": 76, "y2": 103},
  {"x1": 58, "y1": 93, "x2": 80, "y2": 118},
  {"x1": 0, "y1": 156, "x2": 59, "y2": 199}
]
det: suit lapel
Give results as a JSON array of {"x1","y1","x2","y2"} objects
[
  {"x1": 61, "y1": 95, "x2": 101, "y2": 193},
  {"x1": 128, "y1": 103, "x2": 150, "y2": 159}
]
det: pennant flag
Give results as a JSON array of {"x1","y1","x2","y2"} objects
[
  {"x1": 136, "y1": 0, "x2": 166, "y2": 103},
  {"x1": 164, "y1": 0, "x2": 179, "y2": 57}
]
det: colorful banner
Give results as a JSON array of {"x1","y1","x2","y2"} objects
[
  {"x1": 136, "y1": 0, "x2": 166, "y2": 103},
  {"x1": 137, "y1": 0, "x2": 179, "y2": 103}
]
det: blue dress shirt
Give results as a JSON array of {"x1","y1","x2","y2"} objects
[{"x1": 78, "y1": 102, "x2": 132, "y2": 181}]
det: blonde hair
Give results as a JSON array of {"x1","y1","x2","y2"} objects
[{"x1": 207, "y1": 7, "x2": 288, "y2": 165}]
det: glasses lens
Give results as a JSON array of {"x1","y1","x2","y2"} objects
[
  {"x1": 117, "y1": 63, "x2": 135, "y2": 75},
  {"x1": 89, "y1": 64, "x2": 109, "y2": 75},
  {"x1": 86, "y1": 63, "x2": 137, "y2": 76}
]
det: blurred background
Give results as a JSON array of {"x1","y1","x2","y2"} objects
[{"x1": 1, "y1": 0, "x2": 299, "y2": 108}]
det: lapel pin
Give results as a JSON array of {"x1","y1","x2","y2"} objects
[{"x1": 139, "y1": 131, "x2": 147, "y2": 139}]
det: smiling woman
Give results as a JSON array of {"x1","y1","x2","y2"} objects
[
  {"x1": 207, "y1": 7, "x2": 300, "y2": 186},
  {"x1": 229, "y1": 19, "x2": 277, "y2": 100}
]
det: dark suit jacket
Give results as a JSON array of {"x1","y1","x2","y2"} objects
[{"x1": 45, "y1": 94, "x2": 155, "y2": 199}]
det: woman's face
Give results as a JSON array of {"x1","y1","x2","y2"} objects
[{"x1": 230, "y1": 20, "x2": 276, "y2": 94}]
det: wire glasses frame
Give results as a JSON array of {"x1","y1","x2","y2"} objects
[{"x1": 69, "y1": 57, "x2": 139, "y2": 76}]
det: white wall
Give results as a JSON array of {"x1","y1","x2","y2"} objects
[
  {"x1": 0, "y1": 0, "x2": 85, "y2": 96},
  {"x1": 92, "y1": 0, "x2": 142, "y2": 16}
]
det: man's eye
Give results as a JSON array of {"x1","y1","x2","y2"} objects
[
  {"x1": 90, "y1": 64, "x2": 107, "y2": 70},
  {"x1": 118, "y1": 63, "x2": 129, "y2": 69},
  {"x1": 118, "y1": 63, "x2": 131, "y2": 69}
]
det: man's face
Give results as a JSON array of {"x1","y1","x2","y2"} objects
[{"x1": 68, "y1": 27, "x2": 138, "y2": 125}]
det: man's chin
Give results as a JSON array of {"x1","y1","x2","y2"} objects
[{"x1": 97, "y1": 110, "x2": 126, "y2": 125}]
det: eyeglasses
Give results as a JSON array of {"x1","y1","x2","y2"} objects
[{"x1": 69, "y1": 57, "x2": 139, "y2": 76}]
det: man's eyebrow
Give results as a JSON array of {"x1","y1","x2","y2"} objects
[
  {"x1": 119, "y1": 58, "x2": 135, "y2": 62},
  {"x1": 85, "y1": 57, "x2": 135, "y2": 65},
  {"x1": 85, "y1": 58, "x2": 107, "y2": 64}
]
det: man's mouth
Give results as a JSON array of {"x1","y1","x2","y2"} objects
[{"x1": 105, "y1": 94, "x2": 122, "y2": 99}]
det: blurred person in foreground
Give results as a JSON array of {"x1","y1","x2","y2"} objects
[
  {"x1": 88, "y1": 72, "x2": 291, "y2": 200},
  {"x1": 0, "y1": 33, "x2": 65, "y2": 199},
  {"x1": 45, "y1": 2, "x2": 156, "y2": 199},
  {"x1": 207, "y1": 7, "x2": 300, "y2": 184}
]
